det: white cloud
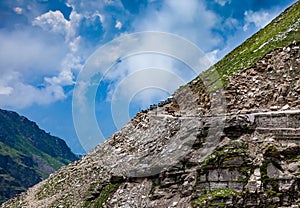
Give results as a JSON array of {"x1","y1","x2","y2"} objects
[
  {"x1": 0, "y1": 30, "x2": 67, "y2": 75},
  {"x1": 33, "y1": 10, "x2": 71, "y2": 38},
  {"x1": 224, "y1": 17, "x2": 239, "y2": 30},
  {"x1": 61, "y1": 53, "x2": 83, "y2": 72},
  {"x1": 0, "y1": 27, "x2": 75, "y2": 109},
  {"x1": 134, "y1": 0, "x2": 220, "y2": 51},
  {"x1": 68, "y1": 10, "x2": 83, "y2": 39},
  {"x1": 0, "y1": 86, "x2": 13, "y2": 95},
  {"x1": 33, "y1": 9, "x2": 84, "y2": 45},
  {"x1": 214, "y1": 0, "x2": 231, "y2": 6},
  {"x1": 105, "y1": 0, "x2": 220, "y2": 107},
  {"x1": 44, "y1": 69, "x2": 75, "y2": 86},
  {"x1": 115, "y1": 20, "x2": 122, "y2": 30},
  {"x1": 13, "y1": 7, "x2": 23, "y2": 14},
  {"x1": 104, "y1": 54, "x2": 180, "y2": 104},
  {"x1": 0, "y1": 70, "x2": 71, "y2": 109},
  {"x1": 243, "y1": 10, "x2": 276, "y2": 31},
  {"x1": 67, "y1": 0, "x2": 123, "y2": 16},
  {"x1": 0, "y1": 0, "x2": 224, "y2": 110}
]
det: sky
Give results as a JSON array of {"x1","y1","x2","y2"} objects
[{"x1": 0, "y1": 0, "x2": 297, "y2": 154}]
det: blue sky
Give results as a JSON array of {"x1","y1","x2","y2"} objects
[{"x1": 0, "y1": 0, "x2": 297, "y2": 154}]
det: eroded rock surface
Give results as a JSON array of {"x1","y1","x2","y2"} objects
[{"x1": 2, "y1": 42, "x2": 300, "y2": 208}]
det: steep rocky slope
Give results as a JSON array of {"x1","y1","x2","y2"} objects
[
  {"x1": 0, "y1": 109, "x2": 77, "y2": 204},
  {"x1": 2, "y1": 1, "x2": 300, "y2": 208}
]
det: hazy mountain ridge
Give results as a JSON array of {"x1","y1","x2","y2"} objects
[
  {"x1": 0, "y1": 109, "x2": 77, "y2": 204},
  {"x1": 1, "y1": 1, "x2": 300, "y2": 208}
]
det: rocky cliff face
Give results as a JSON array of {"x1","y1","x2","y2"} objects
[{"x1": 2, "y1": 2, "x2": 300, "y2": 208}]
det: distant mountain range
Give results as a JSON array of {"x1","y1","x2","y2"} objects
[{"x1": 0, "y1": 109, "x2": 77, "y2": 204}]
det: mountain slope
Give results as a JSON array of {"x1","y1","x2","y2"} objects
[
  {"x1": 1, "y1": 1, "x2": 300, "y2": 208},
  {"x1": 195, "y1": 0, "x2": 300, "y2": 90},
  {"x1": 0, "y1": 109, "x2": 78, "y2": 204}
]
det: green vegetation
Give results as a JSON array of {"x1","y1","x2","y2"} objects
[
  {"x1": 192, "y1": 188, "x2": 239, "y2": 207},
  {"x1": 201, "y1": 140, "x2": 248, "y2": 168},
  {"x1": 265, "y1": 189, "x2": 282, "y2": 198},
  {"x1": 197, "y1": 140, "x2": 252, "y2": 186},
  {"x1": 37, "y1": 170, "x2": 70, "y2": 200},
  {"x1": 260, "y1": 160, "x2": 280, "y2": 192},
  {"x1": 150, "y1": 183, "x2": 160, "y2": 194},
  {"x1": 280, "y1": 145, "x2": 300, "y2": 162},
  {"x1": 0, "y1": 109, "x2": 78, "y2": 204},
  {"x1": 191, "y1": 1, "x2": 300, "y2": 89},
  {"x1": 83, "y1": 183, "x2": 119, "y2": 208}
]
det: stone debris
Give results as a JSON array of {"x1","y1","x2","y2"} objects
[
  {"x1": 1, "y1": 43, "x2": 300, "y2": 208},
  {"x1": 225, "y1": 43, "x2": 300, "y2": 114}
]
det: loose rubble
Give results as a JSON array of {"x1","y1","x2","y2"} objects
[{"x1": 2, "y1": 42, "x2": 299, "y2": 208}]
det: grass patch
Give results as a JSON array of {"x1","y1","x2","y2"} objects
[
  {"x1": 201, "y1": 140, "x2": 248, "y2": 168},
  {"x1": 83, "y1": 183, "x2": 119, "y2": 208},
  {"x1": 192, "y1": 188, "x2": 239, "y2": 207}
]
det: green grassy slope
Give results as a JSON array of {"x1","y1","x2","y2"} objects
[
  {"x1": 194, "y1": 1, "x2": 300, "y2": 89},
  {"x1": 0, "y1": 109, "x2": 78, "y2": 204}
]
